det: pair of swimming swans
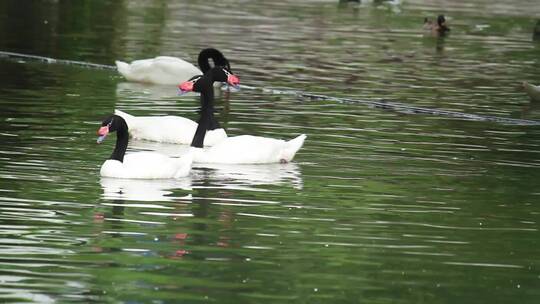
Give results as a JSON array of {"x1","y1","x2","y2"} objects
[{"x1": 98, "y1": 54, "x2": 306, "y2": 179}]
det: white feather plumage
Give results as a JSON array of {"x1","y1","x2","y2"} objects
[
  {"x1": 192, "y1": 134, "x2": 306, "y2": 164},
  {"x1": 100, "y1": 151, "x2": 192, "y2": 179},
  {"x1": 115, "y1": 56, "x2": 201, "y2": 85},
  {"x1": 115, "y1": 109, "x2": 227, "y2": 146}
]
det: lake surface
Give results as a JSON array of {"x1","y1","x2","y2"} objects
[{"x1": 1, "y1": 0, "x2": 540, "y2": 303}]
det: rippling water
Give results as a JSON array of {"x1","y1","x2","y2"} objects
[{"x1": 1, "y1": 0, "x2": 540, "y2": 303}]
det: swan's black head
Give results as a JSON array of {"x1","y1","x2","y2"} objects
[
  {"x1": 178, "y1": 66, "x2": 239, "y2": 94},
  {"x1": 209, "y1": 66, "x2": 239, "y2": 86},
  {"x1": 437, "y1": 15, "x2": 446, "y2": 26},
  {"x1": 97, "y1": 115, "x2": 127, "y2": 144},
  {"x1": 198, "y1": 48, "x2": 231, "y2": 73}
]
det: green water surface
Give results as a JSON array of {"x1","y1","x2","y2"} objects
[{"x1": 0, "y1": 0, "x2": 539, "y2": 303}]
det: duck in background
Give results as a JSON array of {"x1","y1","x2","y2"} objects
[
  {"x1": 522, "y1": 82, "x2": 540, "y2": 102},
  {"x1": 423, "y1": 15, "x2": 450, "y2": 36},
  {"x1": 533, "y1": 20, "x2": 540, "y2": 41},
  {"x1": 338, "y1": 0, "x2": 400, "y2": 4}
]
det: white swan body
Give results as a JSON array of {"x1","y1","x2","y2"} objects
[
  {"x1": 100, "y1": 151, "x2": 192, "y2": 179},
  {"x1": 192, "y1": 134, "x2": 306, "y2": 164},
  {"x1": 115, "y1": 110, "x2": 227, "y2": 146},
  {"x1": 180, "y1": 66, "x2": 307, "y2": 164},
  {"x1": 116, "y1": 56, "x2": 201, "y2": 85},
  {"x1": 97, "y1": 114, "x2": 192, "y2": 179},
  {"x1": 523, "y1": 82, "x2": 540, "y2": 102}
]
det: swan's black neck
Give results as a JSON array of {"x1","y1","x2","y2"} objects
[
  {"x1": 111, "y1": 117, "x2": 129, "y2": 162},
  {"x1": 198, "y1": 48, "x2": 230, "y2": 73},
  {"x1": 190, "y1": 72, "x2": 220, "y2": 148}
]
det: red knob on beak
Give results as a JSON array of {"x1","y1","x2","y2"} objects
[
  {"x1": 227, "y1": 74, "x2": 240, "y2": 87},
  {"x1": 97, "y1": 126, "x2": 109, "y2": 144}
]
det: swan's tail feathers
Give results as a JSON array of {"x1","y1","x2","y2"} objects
[
  {"x1": 174, "y1": 152, "x2": 193, "y2": 178},
  {"x1": 115, "y1": 60, "x2": 130, "y2": 78},
  {"x1": 282, "y1": 134, "x2": 307, "y2": 162},
  {"x1": 114, "y1": 109, "x2": 136, "y2": 129}
]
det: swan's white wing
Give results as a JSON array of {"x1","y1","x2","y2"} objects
[
  {"x1": 129, "y1": 116, "x2": 198, "y2": 143},
  {"x1": 116, "y1": 56, "x2": 202, "y2": 85},
  {"x1": 193, "y1": 134, "x2": 306, "y2": 164},
  {"x1": 150, "y1": 57, "x2": 201, "y2": 83},
  {"x1": 116, "y1": 110, "x2": 227, "y2": 145},
  {"x1": 195, "y1": 135, "x2": 285, "y2": 164}
]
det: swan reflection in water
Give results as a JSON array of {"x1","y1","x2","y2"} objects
[
  {"x1": 100, "y1": 177, "x2": 192, "y2": 201},
  {"x1": 116, "y1": 81, "x2": 197, "y2": 101},
  {"x1": 196, "y1": 162, "x2": 303, "y2": 190},
  {"x1": 124, "y1": 139, "x2": 304, "y2": 189},
  {"x1": 116, "y1": 82, "x2": 235, "y2": 101}
]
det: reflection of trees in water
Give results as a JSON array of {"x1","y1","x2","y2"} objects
[
  {"x1": 110, "y1": 199, "x2": 126, "y2": 234},
  {"x1": 0, "y1": 0, "x2": 175, "y2": 62},
  {"x1": 96, "y1": 172, "x2": 239, "y2": 258},
  {"x1": 97, "y1": 162, "x2": 303, "y2": 258},
  {"x1": 0, "y1": 1, "x2": 126, "y2": 61},
  {"x1": 435, "y1": 36, "x2": 447, "y2": 54},
  {"x1": 521, "y1": 101, "x2": 540, "y2": 119},
  {"x1": 91, "y1": 199, "x2": 124, "y2": 254},
  {"x1": 189, "y1": 170, "x2": 234, "y2": 254}
]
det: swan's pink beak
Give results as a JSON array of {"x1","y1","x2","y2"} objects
[
  {"x1": 227, "y1": 74, "x2": 240, "y2": 89},
  {"x1": 97, "y1": 126, "x2": 109, "y2": 144},
  {"x1": 178, "y1": 81, "x2": 194, "y2": 95}
]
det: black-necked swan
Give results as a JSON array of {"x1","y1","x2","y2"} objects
[
  {"x1": 113, "y1": 65, "x2": 239, "y2": 146},
  {"x1": 181, "y1": 67, "x2": 307, "y2": 164},
  {"x1": 96, "y1": 115, "x2": 192, "y2": 178},
  {"x1": 115, "y1": 48, "x2": 231, "y2": 85}
]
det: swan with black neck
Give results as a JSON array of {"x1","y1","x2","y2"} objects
[
  {"x1": 180, "y1": 67, "x2": 306, "y2": 164},
  {"x1": 115, "y1": 48, "x2": 232, "y2": 85},
  {"x1": 113, "y1": 48, "x2": 238, "y2": 145},
  {"x1": 96, "y1": 115, "x2": 192, "y2": 178}
]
